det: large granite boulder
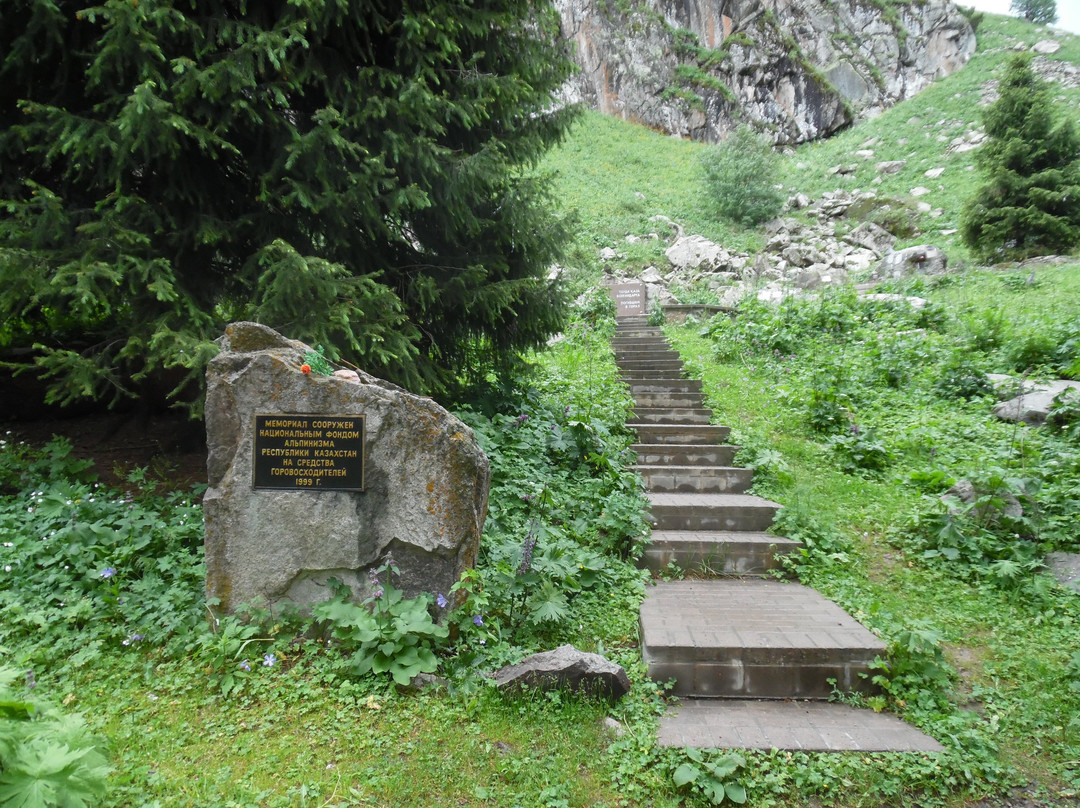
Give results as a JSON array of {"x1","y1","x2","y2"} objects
[{"x1": 204, "y1": 322, "x2": 489, "y2": 613}]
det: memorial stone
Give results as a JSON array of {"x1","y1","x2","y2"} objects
[{"x1": 204, "y1": 322, "x2": 490, "y2": 613}]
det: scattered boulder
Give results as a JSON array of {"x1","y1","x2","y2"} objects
[
  {"x1": 494, "y1": 645, "x2": 631, "y2": 701},
  {"x1": 640, "y1": 265, "x2": 665, "y2": 284},
  {"x1": 843, "y1": 221, "x2": 896, "y2": 255},
  {"x1": 860, "y1": 293, "x2": 929, "y2": 311},
  {"x1": 992, "y1": 381, "x2": 1080, "y2": 426},
  {"x1": 1044, "y1": 553, "x2": 1080, "y2": 594},
  {"x1": 601, "y1": 717, "x2": 626, "y2": 736},
  {"x1": 875, "y1": 160, "x2": 907, "y2": 175},
  {"x1": 870, "y1": 245, "x2": 948, "y2": 280},
  {"x1": 665, "y1": 235, "x2": 727, "y2": 273},
  {"x1": 1032, "y1": 39, "x2": 1060, "y2": 55}
]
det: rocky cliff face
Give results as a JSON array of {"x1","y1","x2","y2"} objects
[{"x1": 556, "y1": 0, "x2": 976, "y2": 144}]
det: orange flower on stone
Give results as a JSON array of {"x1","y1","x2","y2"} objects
[{"x1": 301, "y1": 364, "x2": 311, "y2": 375}]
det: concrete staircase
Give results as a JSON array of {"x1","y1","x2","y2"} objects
[{"x1": 615, "y1": 316, "x2": 943, "y2": 752}]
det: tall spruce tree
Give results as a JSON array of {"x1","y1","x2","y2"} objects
[
  {"x1": 0, "y1": 0, "x2": 577, "y2": 410},
  {"x1": 960, "y1": 54, "x2": 1080, "y2": 264}
]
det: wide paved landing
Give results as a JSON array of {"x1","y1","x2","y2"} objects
[{"x1": 658, "y1": 699, "x2": 945, "y2": 752}]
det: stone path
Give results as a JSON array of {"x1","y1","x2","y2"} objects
[{"x1": 614, "y1": 315, "x2": 943, "y2": 752}]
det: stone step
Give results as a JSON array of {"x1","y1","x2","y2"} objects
[
  {"x1": 614, "y1": 349, "x2": 679, "y2": 361},
  {"x1": 640, "y1": 530, "x2": 799, "y2": 575},
  {"x1": 631, "y1": 391, "x2": 707, "y2": 408},
  {"x1": 615, "y1": 328, "x2": 662, "y2": 338},
  {"x1": 640, "y1": 580, "x2": 886, "y2": 699},
  {"x1": 632, "y1": 408, "x2": 714, "y2": 425},
  {"x1": 626, "y1": 378, "x2": 703, "y2": 394},
  {"x1": 657, "y1": 700, "x2": 944, "y2": 751},
  {"x1": 633, "y1": 444, "x2": 739, "y2": 466},
  {"x1": 611, "y1": 336, "x2": 671, "y2": 347},
  {"x1": 616, "y1": 360, "x2": 686, "y2": 374},
  {"x1": 647, "y1": 492, "x2": 780, "y2": 532},
  {"x1": 634, "y1": 465, "x2": 753, "y2": 494},
  {"x1": 620, "y1": 368, "x2": 692, "y2": 380},
  {"x1": 628, "y1": 423, "x2": 730, "y2": 445}
]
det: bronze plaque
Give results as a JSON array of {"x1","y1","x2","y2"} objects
[
  {"x1": 252, "y1": 414, "x2": 365, "y2": 491},
  {"x1": 610, "y1": 282, "x2": 646, "y2": 316}
]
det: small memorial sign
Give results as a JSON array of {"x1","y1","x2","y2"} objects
[
  {"x1": 609, "y1": 282, "x2": 646, "y2": 316},
  {"x1": 253, "y1": 414, "x2": 365, "y2": 491}
]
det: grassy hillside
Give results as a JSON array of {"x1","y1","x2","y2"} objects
[{"x1": 543, "y1": 12, "x2": 1080, "y2": 282}]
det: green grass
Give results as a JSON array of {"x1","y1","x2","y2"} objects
[{"x1": 542, "y1": 111, "x2": 765, "y2": 292}]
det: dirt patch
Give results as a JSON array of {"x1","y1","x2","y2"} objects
[{"x1": 1, "y1": 410, "x2": 207, "y2": 492}]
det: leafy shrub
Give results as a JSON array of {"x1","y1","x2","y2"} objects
[
  {"x1": 314, "y1": 562, "x2": 450, "y2": 686},
  {"x1": 959, "y1": 305, "x2": 1010, "y2": 353},
  {"x1": 670, "y1": 747, "x2": 747, "y2": 805},
  {"x1": 869, "y1": 624, "x2": 955, "y2": 714},
  {"x1": 699, "y1": 124, "x2": 784, "y2": 226},
  {"x1": 1007, "y1": 325, "x2": 1062, "y2": 373},
  {"x1": 828, "y1": 425, "x2": 891, "y2": 475},
  {"x1": 933, "y1": 353, "x2": 992, "y2": 399},
  {"x1": 0, "y1": 436, "x2": 93, "y2": 496},
  {"x1": 1048, "y1": 388, "x2": 1080, "y2": 442},
  {"x1": 898, "y1": 472, "x2": 1044, "y2": 587},
  {"x1": 0, "y1": 667, "x2": 110, "y2": 807}
]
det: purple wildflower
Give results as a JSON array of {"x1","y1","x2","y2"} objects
[
  {"x1": 263, "y1": 653, "x2": 276, "y2": 667},
  {"x1": 515, "y1": 413, "x2": 529, "y2": 426},
  {"x1": 472, "y1": 614, "x2": 484, "y2": 627},
  {"x1": 122, "y1": 633, "x2": 145, "y2": 646},
  {"x1": 517, "y1": 524, "x2": 538, "y2": 576},
  {"x1": 239, "y1": 659, "x2": 251, "y2": 672},
  {"x1": 436, "y1": 593, "x2": 448, "y2": 609},
  {"x1": 100, "y1": 567, "x2": 117, "y2": 579}
]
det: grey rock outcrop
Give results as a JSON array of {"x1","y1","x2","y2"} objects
[
  {"x1": 556, "y1": 0, "x2": 975, "y2": 144},
  {"x1": 666, "y1": 234, "x2": 729, "y2": 272},
  {"x1": 494, "y1": 644, "x2": 632, "y2": 701},
  {"x1": 870, "y1": 245, "x2": 948, "y2": 280},
  {"x1": 204, "y1": 322, "x2": 490, "y2": 613},
  {"x1": 993, "y1": 381, "x2": 1080, "y2": 426}
]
